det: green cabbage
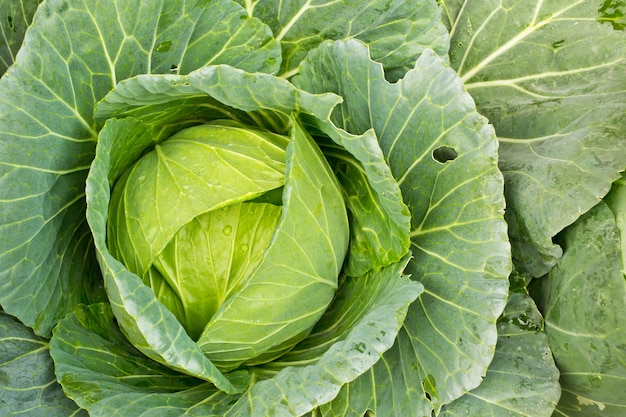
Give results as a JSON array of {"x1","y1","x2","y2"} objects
[{"x1": 1, "y1": 0, "x2": 624, "y2": 416}]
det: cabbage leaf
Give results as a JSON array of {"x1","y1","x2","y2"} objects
[
  {"x1": 30, "y1": 0, "x2": 622, "y2": 413},
  {"x1": 0, "y1": 310, "x2": 86, "y2": 416},
  {"x1": 0, "y1": 0, "x2": 281, "y2": 338},
  {"x1": 293, "y1": 39, "x2": 510, "y2": 416},
  {"x1": 533, "y1": 176, "x2": 626, "y2": 416},
  {"x1": 0, "y1": 0, "x2": 40, "y2": 75},
  {"x1": 441, "y1": 0, "x2": 626, "y2": 276}
]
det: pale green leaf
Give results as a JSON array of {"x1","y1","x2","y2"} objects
[
  {"x1": 294, "y1": 40, "x2": 511, "y2": 415},
  {"x1": 533, "y1": 200, "x2": 626, "y2": 417},
  {"x1": 108, "y1": 123, "x2": 287, "y2": 279},
  {"x1": 86, "y1": 117, "x2": 239, "y2": 393},
  {"x1": 226, "y1": 257, "x2": 422, "y2": 416},
  {"x1": 196, "y1": 121, "x2": 349, "y2": 371},
  {"x1": 148, "y1": 202, "x2": 282, "y2": 341},
  {"x1": 443, "y1": 0, "x2": 626, "y2": 276}
]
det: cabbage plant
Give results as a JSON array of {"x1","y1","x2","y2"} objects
[{"x1": 1, "y1": 0, "x2": 625, "y2": 416}]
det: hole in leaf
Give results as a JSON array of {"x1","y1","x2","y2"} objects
[
  {"x1": 169, "y1": 64, "x2": 179, "y2": 72},
  {"x1": 7, "y1": 14, "x2": 15, "y2": 31},
  {"x1": 598, "y1": 0, "x2": 626, "y2": 30},
  {"x1": 432, "y1": 146, "x2": 458, "y2": 163}
]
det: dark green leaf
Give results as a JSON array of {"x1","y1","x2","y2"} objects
[
  {"x1": 50, "y1": 303, "x2": 243, "y2": 417},
  {"x1": 196, "y1": 121, "x2": 350, "y2": 370},
  {"x1": 0, "y1": 310, "x2": 86, "y2": 416},
  {"x1": 0, "y1": 0, "x2": 40, "y2": 75},
  {"x1": 533, "y1": 199, "x2": 626, "y2": 416}
]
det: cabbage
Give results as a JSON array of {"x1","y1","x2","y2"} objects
[{"x1": 1, "y1": 1, "x2": 624, "y2": 416}]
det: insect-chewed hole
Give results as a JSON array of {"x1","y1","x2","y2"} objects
[
  {"x1": 432, "y1": 146, "x2": 458, "y2": 163},
  {"x1": 7, "y1": 14, "x2": 15, "y2": 31}
]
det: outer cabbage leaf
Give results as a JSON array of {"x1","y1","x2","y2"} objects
[
  {"x1": 49, "y1": 263, "x2": 421, "y2": 416},
  {"x1": 226, "y1": 257, "x2": 422, "y2": 416},
  {"x1": 438, "y1": 0, "x2": 464, "y2": 30},
  {"x1": 442, "y1": 0, "x2": 626, "y2": 276},
  {"x1": 93, "y1": 67, "x2": 341, "y2": 135},
  {"x1": 439, "y1": 273, "x2": 560, "y2": 417},
  {"x1": 0, "y1": 0, "x2": 280, "y2": 337},
  {"x1": 605, "y1": 172, "x2": 626, "y2": 275},
  {"x1": 237, "y1": 0, "x2": 450, "y2": 78},
  {"x1": 0, "y1": 0, "x2": 40, "y2": 75},
  {"x1": 0, "y1": 310, "x2": 86, "y2": 416},
  {"x1": 533, "y1": 182, "x2": 626, "y2": 416},
  {"x1": 294, "y1": 40, "x2": 511, "y2": 415},
  {"x1": 50, "y1": 303, "x2": 244, "y2": 417}
]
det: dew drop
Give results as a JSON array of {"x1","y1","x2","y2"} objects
[
  {"x1": 223, "y1": 225, "x2": 232, "y2": 236},
  {"x1": 241, "y1": 243, "x2": 249, "y2": 252}
]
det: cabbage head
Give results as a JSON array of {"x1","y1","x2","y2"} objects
[{"x1": 107, "y1": 120, "x2": 349, "y2": 370}]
